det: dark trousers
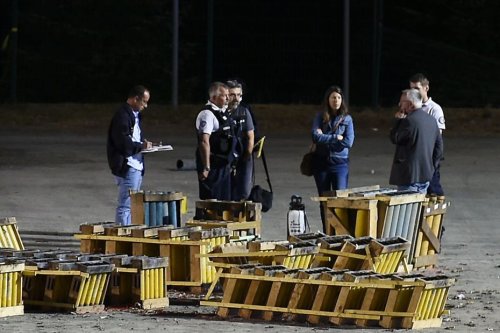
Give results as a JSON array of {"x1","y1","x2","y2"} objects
[
  {"x1": 198, "y1": 165, "x2": 232, "y2": 200},
  {"x1": 427, "y1": 162, "x2": 444, "y2": 196},
  {"x1": 231, "y1": 155, "x2": 254, "y2": 201}
]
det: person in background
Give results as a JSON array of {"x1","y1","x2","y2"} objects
[
  {"x1": 409, "y1": 73, "x2": 445, "y2": 196},
  {"x1": 107, "y1": 85, "x2": 152, "y2": 225},
  {"x1": 389, "y1": 88, "x2": 443, "y2": 194},
  {"x1": 226, "y1": 79, "x2": 255, "y2": 201},
  {"x1": 195, "y1": 82, "x2": 234, "y2": 200},
  {"x1": 311, "y1": 85, "x2": 355, "y2": 232}
]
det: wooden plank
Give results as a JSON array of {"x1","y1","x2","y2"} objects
[
  {"x1": 217, "y1": 265, "x2": 257, "y2": 318},
  {"x1": 413, "y1": 255, "x2": 439, "y2": 269},
  {"x1": 79, "y1": 222, "x2": 116, "y2": 235},
  {"x1": 419, "y1": 213, "x2": 441, "y2": 253},
  {"x1": 130, "y1": 191, "x2": 145, "y2": 225},
  {"x1": 140, "y1": 297, "x2": 169, "y2": 310},
  {"x1": 0, "y1": 305, "x2": 24, "y2": 318},
  {"x1": 376, "y1": 193, "x2": 426, "y2": 206},
  {"x1": 144, "y1": 191, "x2": 184, "y2": 202}
]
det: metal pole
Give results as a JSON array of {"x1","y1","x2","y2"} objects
[
  {"x1": 10, "y1": 0, "x2": 19, "y2": 103},
  {"x1": 171, "y1": 0, "x2": 179, "y2": 107},
  {"x1": 371, "y1": 0, "x2": 383, "y2": 109},
  {"x1": 206, "y1": 0, "x2": 214, "y2": 88},
  {"x1": 342, "y1": 0, "x2": 350, "y2": 105}
]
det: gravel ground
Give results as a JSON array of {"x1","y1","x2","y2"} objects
[{"x1": 0, "y1": 127, "x2": 499, "y2": 332}]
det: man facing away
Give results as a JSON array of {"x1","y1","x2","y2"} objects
[
  {"x1": 409, "y1": 73, "x2": 445, "y2": 196},
  {"x1": 107, "y1": 85, "x2": 152, "y2": 225},
  {"x1": 195, "y1": 82, "x2": 235, "y2": 200},
  {"x1": 389, "y1": 89, "x2": 443, "y2": 194},
  {"x1": 226, "y1": 79, "x2": 255, "y2": 201}
]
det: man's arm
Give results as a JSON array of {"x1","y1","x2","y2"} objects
[
  {"x1": 198, "y1": 133, "x2": 211, "y2": 179},
  {"x1": 245, "y1": 130, "x2": 255, "y2": 160}
]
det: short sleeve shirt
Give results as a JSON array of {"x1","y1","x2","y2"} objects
[
  {"x1": 195, "y1": 101, "x2": 225, "y2": 134},
  {"x1": 422, "y1": 97, "x2": 445, "y2": 130}
]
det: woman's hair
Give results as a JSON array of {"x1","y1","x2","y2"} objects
[{"x1": 321, "y1": 85, "x2": 348, "y2": 123}]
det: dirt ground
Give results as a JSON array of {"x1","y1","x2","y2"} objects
[{"x1": 0, "y1": 105, "x2": 499, "y2": 332}]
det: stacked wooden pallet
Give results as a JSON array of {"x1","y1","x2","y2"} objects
[
  {"x1": 207, "y1": 235, "x2": 410, "y2": 275},
  {"x1": 186, "y1": 200, "x2": 262, "y2": 240},
  {"x1": 201, "y1": 264, "x2": 455, "y2": 329},
  {"x1": 75, "y1": 223, "x2": 229, "y2": 293},
  {"x1": 318, "y1": 185, "x2": 449, "y2": 269}
]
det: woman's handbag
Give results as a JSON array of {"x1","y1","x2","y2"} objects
[{"x1": 300, "y1": 144, "x2": 315, "y2": 177}]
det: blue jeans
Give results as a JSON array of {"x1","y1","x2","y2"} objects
[
  {"x1": 313, "y1": 163, "x2": 349, "y2": 232},
  {"x1": 397, "y1": 181, "x2": 429, "y2": 194},
  {"x1": 115, "y1": 167, "x2": 142, "y2": 225}
]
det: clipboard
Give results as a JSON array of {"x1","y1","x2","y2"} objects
[{"x1": 141, "y1": 145, "x2": 173, "y2": 154}]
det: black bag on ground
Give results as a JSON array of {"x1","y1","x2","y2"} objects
[
  {"x1": 248, "y1": 148, "x2": 273, "y2": 212},
  {"x1": 249, "y1": 185, "x2": 273, "y2": 212}
]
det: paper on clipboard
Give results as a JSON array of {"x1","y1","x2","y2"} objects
[{"x1": 142, "y1": 145, "x2": 173, "y2": 154}]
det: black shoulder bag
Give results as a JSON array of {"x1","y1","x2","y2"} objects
[{"x1": 249, "y1": 148, "x2": 273, "y2": 212}]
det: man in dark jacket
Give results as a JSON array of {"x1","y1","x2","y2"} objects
[
  {"x1": 389, "y1": 89, "x2": 443, "y2": 194},
  {"x1": 107, "y1": 85, "x2": 152, "y2": 225}
]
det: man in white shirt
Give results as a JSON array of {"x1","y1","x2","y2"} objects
[
  {"x1": 107, "y1": 85, "x2": 152, "y2": 225},
  {"x1": 195, "y1": 82, "x2": 234, "y2": 200}
]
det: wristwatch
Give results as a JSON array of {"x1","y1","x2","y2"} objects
[{"x1": 203, "y1": 166, "x2": 211, "y2": 172}]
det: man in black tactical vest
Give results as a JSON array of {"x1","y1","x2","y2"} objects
[
  {"x1": 195, "y1": 82, "x2": 235, "y2": 200},
  {"x1": 226, "y1": 79, "x2": 255, "y2": 201}
]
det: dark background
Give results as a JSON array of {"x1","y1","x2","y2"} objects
[{"x1": 1, "y1": 0, "x2": 499, "y2": 107}]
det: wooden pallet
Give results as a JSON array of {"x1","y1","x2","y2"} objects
[
  {"x1": 189, "y1": 200, "x2": 262, "y2": 238},
  {"x1": 23, "y1": 260, "x2": 114, "y2": 313},
  {"x1": 0, "y1": 261, "x2": 24, "y2": 317},
  {"x1": 75, "y1": 227, "x2": 229, "y2": 294},
  {"x1": 312, "y1": 235, "x2": 354, "y2": 268},
  {"x1": 106, "y1": 255, "x2": 169, "y2": 309},
  {"x1": 201, "y1": 266, "x2": 454, "y2": 329},
  {"x1": 413, "y1": 197, "x2": 449, "y2": 269},
  {"x1": 323, "y1": 197, "x2": 379, "y2": 238},
  {"x1": 0, "y1": 217, "x2": 24, "y2": 250}
]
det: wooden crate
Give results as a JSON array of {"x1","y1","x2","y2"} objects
[
  {"x1": 313, "y1": 235, "x2": 354, "y2": 268},
  {"x1": 0, "y1": 217, "x2": 24, "y2": 250},
  {"x1": 188, "y1": 200, "x2": 262, "y2": 238},
  {"x1": 0, "y1": 261, "x2": 24, "y2": 317},
  {"x1": 130, "y1": 191, "x2": 184, "y2": 227},
  {"x1": 413, "y1": 197, "x2": 449, "y2": 269},
  {"x1": 23, "y1": 259, "x2": 114, "y2": 313},
  {"x1": 106, "y1": 255, "x2": 169, "y2": 309},
  {"x1": 323, "y1": 197, "x2": 378, "y2": 238}
]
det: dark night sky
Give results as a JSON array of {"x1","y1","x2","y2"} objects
[{"x1": 1, "y1": 0, "x2": 500, "y2": 107}]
